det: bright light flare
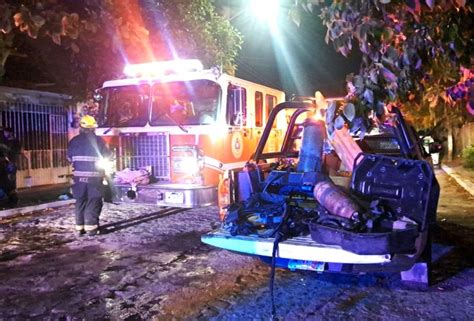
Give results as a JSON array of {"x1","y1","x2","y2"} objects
[
  {"x1": 173, "y1": 157, "x2": 201, "y2": 175},
  {"x1": 315, "y1": 91, "x2": 327, "y2": 108},
  {"x1": 124, "y1": 59, "x2": 204, "y2": 78},
  {"x1": 314, "y1": 91, "x2": 328, "y2": 121},
  {"x1": 210, "y1": 123, "x2": 229, "y2": 145},
  {"x1": 313, "y1": 109, "x2": 325, "y2": 121},
  {"x1": 249, "y1": 0, "x2": 280, "y2": 24},
  {"x1": 96, "y1": 158, "x2": 115, "y2": 175}
]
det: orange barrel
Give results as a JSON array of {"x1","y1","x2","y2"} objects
[{"x1": 313, "y1": 180, "x2": 360, "y2": 219}]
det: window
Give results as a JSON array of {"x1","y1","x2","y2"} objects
[
  {"x1": 101, "y1": 85, "x2": 150, "y2": 127},
  {"x1": 227, "y1": 84, "x2": 247, "y2": 126},
  {"x1": 265, "y1": 94, "x2": 277, "y2": 127},
  {"x1": 255, "y1": 91, "x2": 263, "y2": 127},
  {"x1": 150, "y1": 80, "x2": 220, "y2": 126}
]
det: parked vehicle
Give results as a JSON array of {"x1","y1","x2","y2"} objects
[
  {"x1": 421, "y1": 135, "x2": 443, "y2": 168},
  {"x1": 201, "y1": 100, "x2": 440, "y2": 285},
  {"x1": 94, "y1": 59, "x2": 285, "y2": 208}
]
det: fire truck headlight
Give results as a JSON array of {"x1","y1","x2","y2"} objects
[{"x1": 173, "y1": 157, "x2": 203, "y2": 175}]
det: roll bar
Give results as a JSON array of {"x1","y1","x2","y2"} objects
[{"x1": 252, "y1": 101, "x2": 316, "y2": 163}]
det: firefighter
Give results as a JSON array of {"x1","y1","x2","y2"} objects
[
  {"x1": 67, "y1": 115, "x2": 111, "y2": 236},
  {"x1": 0, "y1": 127, "x2": 21, "y2": 206}
]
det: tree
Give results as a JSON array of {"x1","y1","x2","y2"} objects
[
  {"x1": 0, "y1": 0, "x2": 242, "y2": 97},
  {"x1": 291, "y1": 0, "x2": 473, "y2": 138},
  {"x1": 154, "y1": 0, "x2": 243, "y2": 73}
]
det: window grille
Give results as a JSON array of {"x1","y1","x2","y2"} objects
[{"x1": 0, "y1": 102, "x2": 69, "y2": 171}]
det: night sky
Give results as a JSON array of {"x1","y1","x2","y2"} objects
[{"x1": 231, "y1": 5, "x2": 361, "y2": 98}]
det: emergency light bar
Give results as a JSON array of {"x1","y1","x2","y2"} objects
[{"x1": 123, "y1": 59, "x2": 204, "y2": 78}]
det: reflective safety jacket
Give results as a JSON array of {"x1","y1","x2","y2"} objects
[{"x1": 67, "y1": 131, "x2": 111, "y2": 179}]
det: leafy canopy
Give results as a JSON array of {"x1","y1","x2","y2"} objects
[
  {"x1": 0, "y1": 0, "x2": 242, "y2": 97},
  {"x1": 292, "y1": 0, "x2": 473, "y2": 136}
]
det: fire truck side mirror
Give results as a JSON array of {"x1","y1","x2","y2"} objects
[{"x1": 93, "y1": 89, "x2": 103, "y2": 102}]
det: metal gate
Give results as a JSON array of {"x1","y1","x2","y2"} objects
[{"x1": 0, "y1": 86, "x2": 72, "y2": 188}]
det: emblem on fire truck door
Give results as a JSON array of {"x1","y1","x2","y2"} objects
[{"x1": 231, "y1": 131, "x2": 243, "y2": 159}]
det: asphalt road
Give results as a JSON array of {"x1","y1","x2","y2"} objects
[{"x1": 0, "y1": 169, "x2": 472, "y2": 320}]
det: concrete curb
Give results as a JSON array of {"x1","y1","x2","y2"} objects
[
  {"x1": 441, "y1": 164, "x2": 474, "y2": 197},
  {"x1": 0, "y1": 199, "x2": 75, "y2": 219}
]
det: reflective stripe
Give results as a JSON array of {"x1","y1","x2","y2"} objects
[
  {"x1": 84, "y1": 225, "x2": 98, "y2": 231},
  {"x1": 72, "y1": 155, "x2": 101, "y2": 162},
  {"x1": 73, "y1": 171, "x2": 102, "y2": 177},
  {"x1": 75, "y1": 225, "x2": 84, "y2": 231}
]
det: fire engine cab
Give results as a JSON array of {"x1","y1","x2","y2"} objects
[{"x1": 95, "y1": 59, "x2": 285, "y2": 208}]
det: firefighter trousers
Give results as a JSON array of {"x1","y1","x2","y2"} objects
[{"x1": 72, "y1": 179, "x2": 104, "y2": 232}]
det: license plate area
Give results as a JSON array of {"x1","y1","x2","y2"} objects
[
  {"x1": 165, "y1": 191, "x2": 184, "y2": 204},
  {"x1": 287, "y1": 260, "x2": 325, "y2": 272}
]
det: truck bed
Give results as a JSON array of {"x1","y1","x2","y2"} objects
[{"x1": 201, "y1": 229, "x2": 392, "y2": 264}]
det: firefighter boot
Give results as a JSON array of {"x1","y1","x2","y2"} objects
[
  {"x1": 85, "y1": 228, "x2": 100, "y2": 237},
  {"x1": 75, "y1": 225, "x2": 85, "y2": 237}
]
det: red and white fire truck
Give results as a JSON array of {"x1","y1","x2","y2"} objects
[{"x1": 94, "y1": 59, "x2": 285, "y2": 210}]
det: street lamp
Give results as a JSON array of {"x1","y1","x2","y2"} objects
[
  {"x1": 223, "y1": 0, "x2": 281, "y2": 25},
  {"x1": 249, "y1": 0, "x2": 280, "y2": 25}
]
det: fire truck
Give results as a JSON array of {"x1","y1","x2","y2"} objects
[{"x1": 94, "y1": 59, "x2": 285, "y2": 209}]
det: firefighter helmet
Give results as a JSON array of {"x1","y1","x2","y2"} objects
[{"x1": 80, "y1": 115, "x2": 98, "y2": 128}]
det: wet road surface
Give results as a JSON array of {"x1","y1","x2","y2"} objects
[{"x1": 0, "y1": 169, "x2": 473, "y2": 320}]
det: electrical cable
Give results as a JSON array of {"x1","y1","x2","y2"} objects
[{"x1": 268, "y1": 200, "x2": 292, "y2": 320}]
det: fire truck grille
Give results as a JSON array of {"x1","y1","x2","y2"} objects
[{"x1": 119, "y1": 133, "x2": 170, "y2": 180}]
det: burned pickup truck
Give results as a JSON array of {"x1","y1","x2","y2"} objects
[{"x1": 201, "y1": 100, "x2": 439, "y2": 284}]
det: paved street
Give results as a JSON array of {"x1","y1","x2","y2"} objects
[{"x1": 0, "y1": 169, "x2": 473, "y2": 320}]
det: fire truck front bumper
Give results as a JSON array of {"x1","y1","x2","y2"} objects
[{"x1": 112, "y1": 183, "x2": 217, "y2": 208}]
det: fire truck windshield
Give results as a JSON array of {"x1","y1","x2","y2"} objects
[
  {"x1": 99, "y1": 80, "x2": 220, "y2": 127},
  {"x1": 150, "y1": 80, "x2": 220, "y2": 126},
  {"x1": 100, "y1": 84, "x2": 150, "y2": 127}
]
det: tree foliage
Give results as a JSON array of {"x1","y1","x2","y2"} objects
[
  {"x1": 292, "y1": 0, "x2": 473, "y2": 136},
  {"x1": 0, "y1": 0, "x2": 242, "y2": 97},
  {"x1": 157, "y1": 0, "x2": 242, "y2": 73}
]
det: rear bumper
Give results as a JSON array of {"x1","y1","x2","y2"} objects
[
  {"x1": 113, "y1": 183, "x2": 217, "y2": 208},
  {"x1": 202, "y1": 229, "x2": 431, "y2": 273},
  {"x1": 201, "y1": 230, "x2": 392, "y2": 264}
]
